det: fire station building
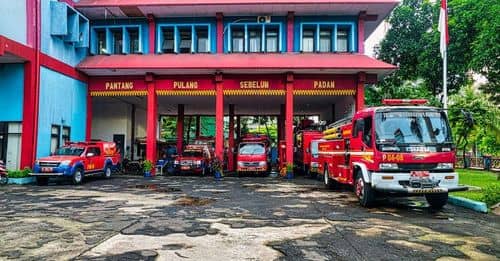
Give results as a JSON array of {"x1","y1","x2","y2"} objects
[{"x1": 0, "y1": 0, "x2": 397, "y2": 171}]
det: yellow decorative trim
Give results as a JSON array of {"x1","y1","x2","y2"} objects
[
  {"x1": 90, "y1": 90, "x2": 147, "y2": 97},
  {"x1": 293, "y1": 89, "x2": 356, "y2": 96},
  {"x1": 223, "y1": 89, "x2": 286, "y2": 96},
  {"x1": 156, "y1": 90, "x2": 216, "y2": 96}
]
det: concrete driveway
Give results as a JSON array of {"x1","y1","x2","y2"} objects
[{"x1": 0, "y1": 175, "x2": 498, "y2": 260}]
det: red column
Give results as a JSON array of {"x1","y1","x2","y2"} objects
[
  {"x1": 287, "y1": 12, "x2": 294, "y2": 52},
  {"x1": 228, "y1": 104, "x2": 235, "y2": 171},
  {"x1": 236, "y1": 116, "x2": 241, "y2": 140},
  {"x1": 20, "y1": 0, "x2": 40, "y2": 168},
  {"x1": 85, "y1": 93, "x2": 92, "y2": 141},
  {"x1": 216, "y1": 13, "x2": 224, "y2": 53},
  {"x1": 147, "y1": 14, "x2": 156, "y2": 54},
  {"x1": 356, "y1": 72, "x2": 366, "y2": 111},
  {"x1": 176, "y1": 104, "x2": 184, "y2": 154},
  {"x1": 215, "y1": 73, "x2": 224, "y2": 159},
  {"x1": 278, "y1": 104, "x2": 285, "y2": 141},
  {"x1": 146, "y1": 73, "x2": 157, "y2": 173},
  {"x1": 358, "y1": 12, "x2": 365, "y2": 54},
  {"x1": 195, "y1": 115, "x2": 201, "y2": 138},
  {"x1": 285, "y1": 73, "x2": 294, "y2": 168}
]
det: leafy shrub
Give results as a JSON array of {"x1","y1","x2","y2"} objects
[
  {"x1": 7, "y1": 168, "x2": 32, "y2": 178},
  {"x1": 142, "y1": 160, "x2": 153, "y2": 172},
  {"x1": 481, "y1": 183, "x2": 500, "y2": 207}
]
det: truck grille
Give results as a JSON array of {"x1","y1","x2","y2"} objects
[
  {"x1": 398, "y1": 163, "x2": 438, "y2": 171},
  {"x1": 242, "y1": 162, "x2": 260, "y2": 167},
  {"x1": 39, "y1": 161, "x2": 60, "y2": 168},
  {"x1": 181, "y1": 160, "x2": 193, "y2": 166}
]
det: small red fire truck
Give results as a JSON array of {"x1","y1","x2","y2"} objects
[
  {"x1": 317, "y1": 99, "x2": 467, "y2": 208},
  {"x1": 31, "y1": 141, "x2": 121, "y2": 185},
  {"x1": 173, "y1": 144, "x2": 212, "y2": 175},
  {"x1": 236, "y1": 134, "x2": 270, "y2": 176},
  {"x1": 294, "y1": 130, "x2": 323, "y2": 176}
]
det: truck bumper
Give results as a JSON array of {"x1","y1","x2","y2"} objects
[
  {"x1": 29, "y1": 172, "x2": 65, "y2": 177},
  {"x1": 371, "y1": 171, "x2": 468, "y2": 195}
]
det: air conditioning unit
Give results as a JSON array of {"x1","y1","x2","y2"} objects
[{"x1": 257, "y1": 16, "x2": 271, "y2": 23}]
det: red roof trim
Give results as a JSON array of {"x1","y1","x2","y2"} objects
[
  {"x1": 76, "y1": 0, "x2": 399, "y2": 7},
  {"x1": 77, "y1": 53, "x2": 396, "y2": 71}
]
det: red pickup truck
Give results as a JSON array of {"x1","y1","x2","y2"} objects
[{"x1": 31, "y1": 141, "x2": 121, "y2": 185}]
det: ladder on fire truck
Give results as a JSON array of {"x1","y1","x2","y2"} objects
[{"x1": 322, "y1": 117, "x2": 351, "y2": 140}]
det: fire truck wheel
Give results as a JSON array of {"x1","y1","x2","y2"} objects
[
  {"x1": 72, "y1": 168, "x2": 83, "y2": 185},
  {"x1": 354, "y1": 172, "x2": 375, "y2": 207},
  {"x1": 425, "y1": 193, "x2": 448, "y2": 209},
  {"x1": 323, "y1": 167, "x2": 337, "y2": 189},
  {"x1": 103, "y1": 165, "x2": 112, "y2": 179},
  {"x1": 36, "y1": 177, "x2": 48, "y2": 186}
]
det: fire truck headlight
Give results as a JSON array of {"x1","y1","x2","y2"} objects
[
  {"x1": 238, "y1": 162, "x2": 245, "y2": 167},
  {"x1": 436, "y1": 163, "x2": 453, "y2": 170},
  {"x1": 174, "y1": 160, "x2": 179, "y2": 165},
  {"x1": 60, "y1": 160, "x2": 71, "y2": 166},
  {"x1": 379, "y1": 163, "x2": 398, "y2": 170},
  {"x1": 259, "y1": 161, "x2": 267, "y2": 167}
]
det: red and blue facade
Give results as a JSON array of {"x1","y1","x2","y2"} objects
[{"x1": 0, "y1": 0, "x2": 397, "y2": 171}]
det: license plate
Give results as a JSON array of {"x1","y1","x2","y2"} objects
[
  {"x1": 41, "y1": 167, "x2": 53, "y2": 172},
  {"x1": 181, "y1": 166, "x2": 190, "y2": 170}
]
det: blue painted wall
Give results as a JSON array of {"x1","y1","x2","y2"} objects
[
  {"x1": 41, "y1": 0, "x2": 88, "y2": 67},
  {"x1": 37, "y1": 66, "x2": 87, "y2": 158},
  {"x1": 0, "y1": 0, "x2": 27, "y2": 44},
  {"x1": 0, "y1": 64, "x2": 24, "y2": 121}
]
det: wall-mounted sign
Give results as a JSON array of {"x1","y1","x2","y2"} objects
[
  {"x1": 239, "y1": 80, "x2": 270, "y2": 89},
  {"x1": 173, "y1": 81, "x2": 199, "y2": 89},
  {"x1": 294, "y1": 75, "x2": 356, "y2": 96},
  {"x1": 89, "y1": 78, "x2": 147, "y2": 96},
  {"x1": 313, "y1": 80, "x2": 335, "y2": 89}
]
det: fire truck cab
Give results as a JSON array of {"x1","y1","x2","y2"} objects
[
  {"x1": 236, "y1": 134, "x2": 270, "y2": 176},
  {"x1": 318, "y1": 99, "x2": 467, "y2": 208}
]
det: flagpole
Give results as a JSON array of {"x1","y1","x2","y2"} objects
[{"x1": 443, "y1": 48, "x2": 447, "y2": 110}]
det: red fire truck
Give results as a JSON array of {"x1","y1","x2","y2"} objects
[
  {"x1": 236, "y1": 134, "x2": 270, "y2": 176},
  {"x1": 317, "y1": 99, "x2": 467, "y2": 208},
  {"x1": 173, "y1": 144, "x2": 212, "y2": 175},
  {"x1": 294, "y1": 130, "x2": 323, "y2": 176},
  {"x1": 31, "y1": 141, "x2": 121, "y2": 185}
]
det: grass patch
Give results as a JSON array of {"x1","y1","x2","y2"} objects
[{"x1": 451, "y1": 169, "x2": 500, "y2": 206}]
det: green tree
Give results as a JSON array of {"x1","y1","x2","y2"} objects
[{"x1": 448, "y1": 85, "x2": 500, "y2": 156}]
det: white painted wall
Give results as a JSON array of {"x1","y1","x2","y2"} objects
[{"x1": 91, "y1": 101, "x2": 147, "y2": 159}]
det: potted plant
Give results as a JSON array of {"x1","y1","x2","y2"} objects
[
  {"x1": 212, "y1": 156, "x2": 223, "y2": 180},
  {"x1": 285, "y1": 163, "x2": 294, "y2": 179},
  {"x1": 7, "y1": 168, "x2": 35, "y2": 185},
  {"x1": 142, "y1": 160, "x2": 154, "y2": 177}
]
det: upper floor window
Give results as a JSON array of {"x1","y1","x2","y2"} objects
[
  {"x1": 227, "y1": 22, "x2": 282, "y2": 53},
  {"x1": 91, "y1": 25, "x2": 143, "y2": 55},
  {"x1": 300, "y1": 23, "x2": 355, "y2": 53},
  {"x1": 157, "y1": 24, "x2": 212, "y2": 54}
]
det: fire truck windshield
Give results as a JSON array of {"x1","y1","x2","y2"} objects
[
  {"x1": 54, "y1": 147, "x2": 85, "y2": 156},
  {"x1": 375, "y1": 110, "x2": 452, "y2": 145},
  {"x1": 239, "y1": 143, "x2": 265, "y2": 155}
]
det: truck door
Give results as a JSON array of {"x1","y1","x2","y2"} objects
[{"x1": 86, "y1": 147, "x2": 103, "y2": 172}]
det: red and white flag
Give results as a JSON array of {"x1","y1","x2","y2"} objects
[{"x1": 438, "y1": 0, "x2": 449, "y2": 58}]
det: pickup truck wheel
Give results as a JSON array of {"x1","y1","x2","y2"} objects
[
  {"x1": 72, "y1": 168, "x2": 83, "y2": 185},
  {"x1": 323, "y1": 167, "x2": 337, "y2": 189},
  {"x1": 354, "y1": 172, "x2": 375, "y2": 207},
  {"x1": 103, "y1": 166, "x2": 112, "y2": 179},
  {"x1": 425, "y1": 193, "x2": 448, "y2": 209},
  {"x1": 36, "y1": 177, "x2": 48, "y2": 186}
]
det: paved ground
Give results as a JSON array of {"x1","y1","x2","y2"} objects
[{"x1": 0, "y1": 175, "x2": 499, "y2": 261}]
